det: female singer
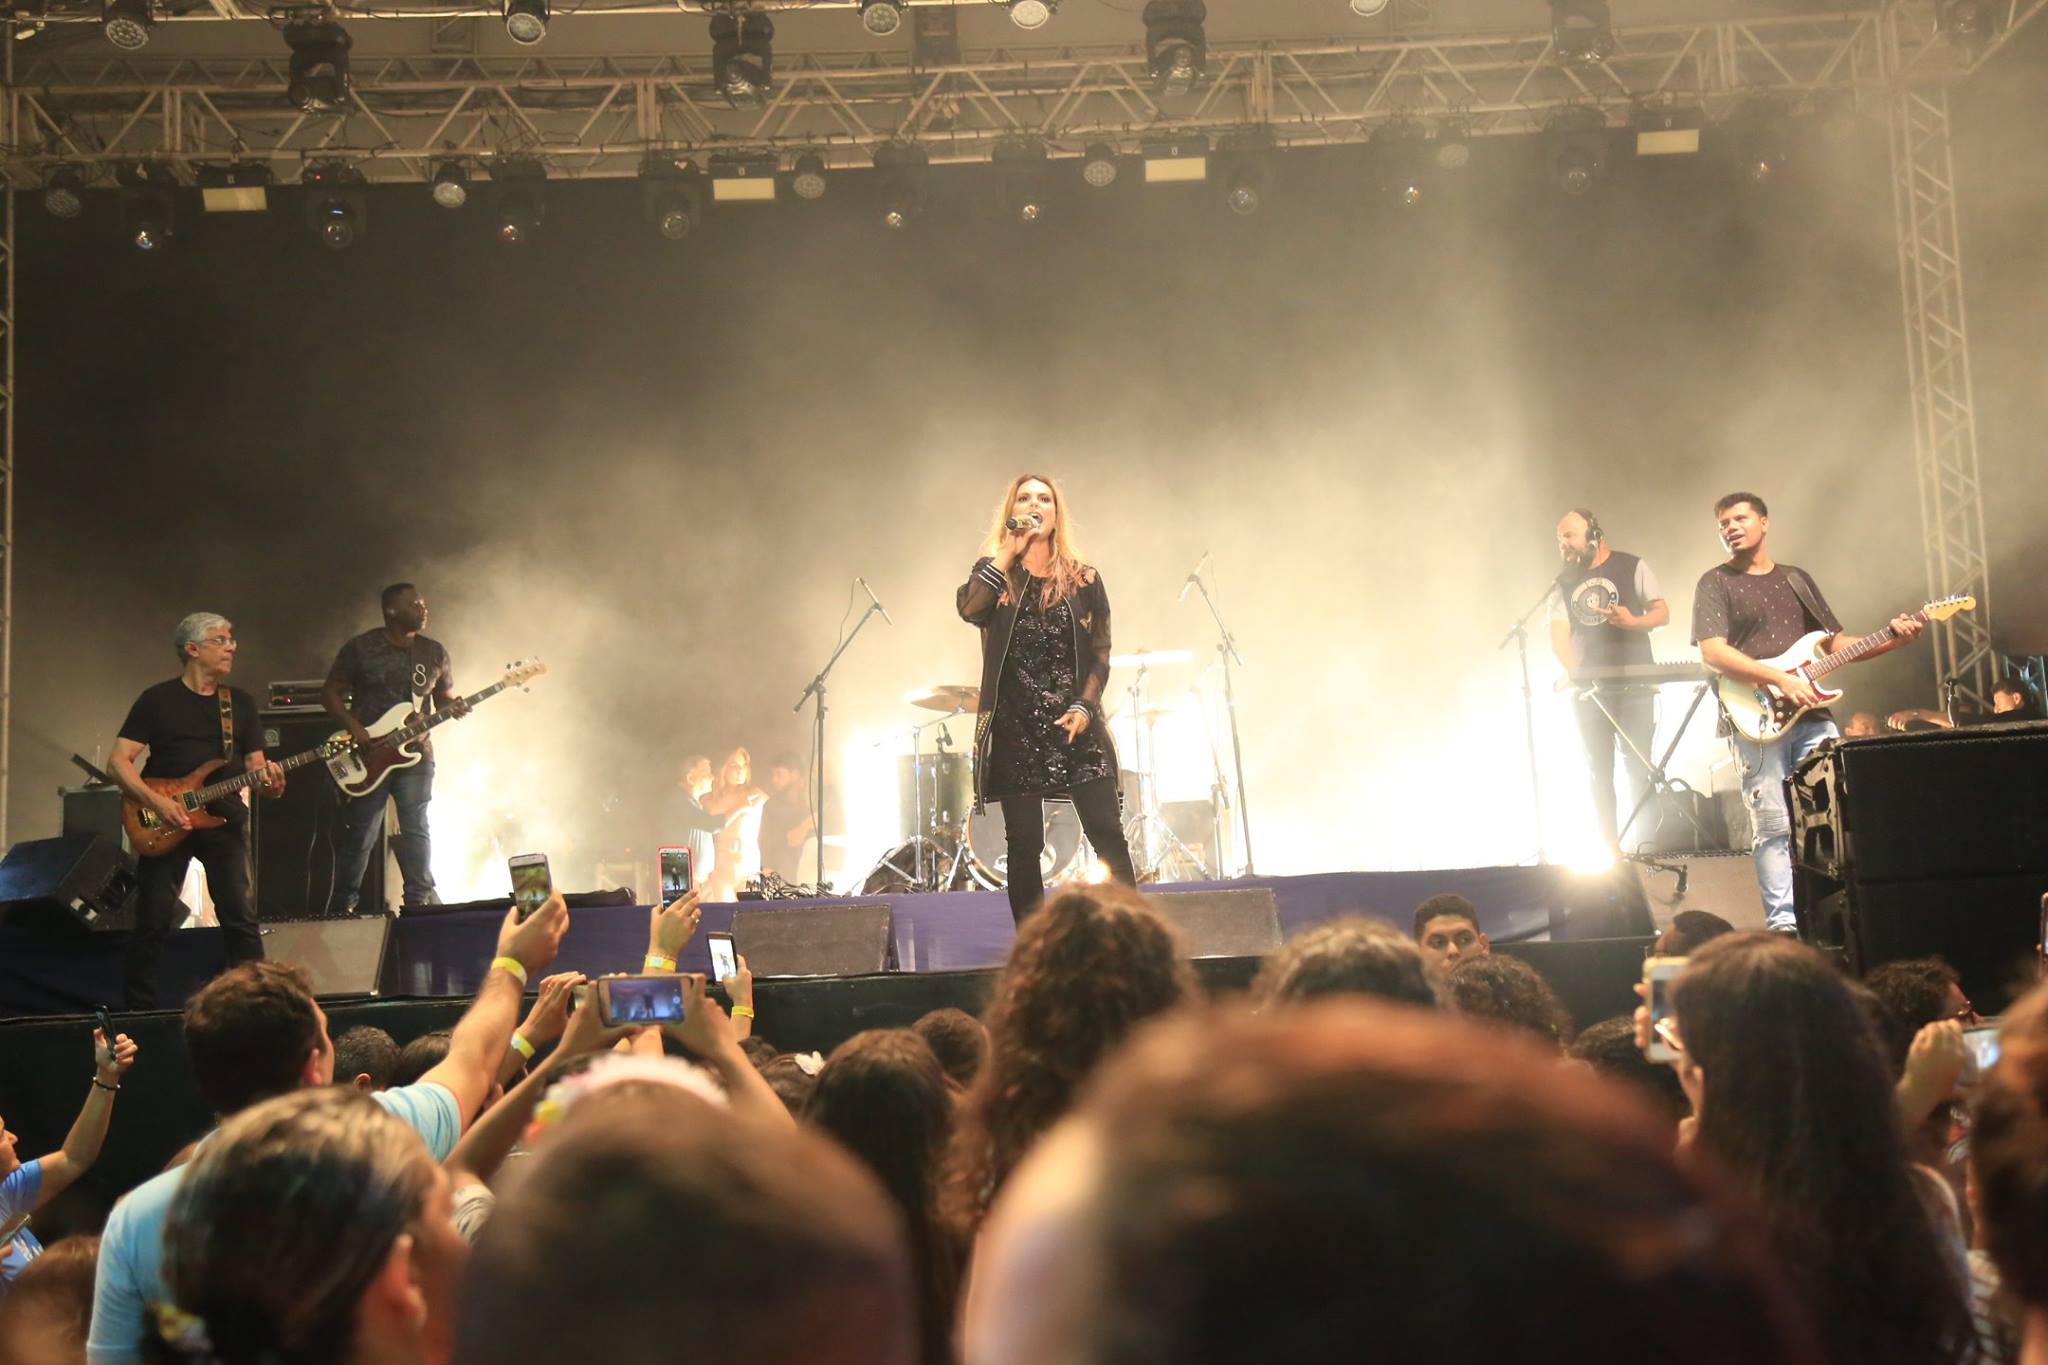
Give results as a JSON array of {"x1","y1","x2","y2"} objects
[
  {"x1": 957, "y1": 475, "x2": 1137, "y2": 923},
  {"x1": 700, "y1": 745, "x2": 766, "y2": 901}
]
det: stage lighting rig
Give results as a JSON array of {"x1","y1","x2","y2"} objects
[
  {"x1": 116, "y1": 165, "x2": 176, "y2": 253},
  {"x1": 1219, "y1": 131, "x2": 1273, "y2": 215},
  {"x1": 1548, "y1": 0, "x2": 1614, "y2": 65},
  {"x1": 875, "y1": 141, "x2": 929, "y2": 229},
  {"x1": 303, "y1": 161, "x2": 366, "y2": 249},
  {"x1": 1546, "y1": 107, "x2": 1609, "y2": 196},
  {"x1": 1937, "y1": 0, "x2": 1997, "y2": 52},
  {"x1": 1144, "y1": 1, "x2": 1206, "y2": 98},
  {"x1": 503, "y1": 0, "x2": 548, "y2": 45},
  {"x1": 431, "y1": 161, "x2": 471, "y2": 208},
  {"x1": 42, "y1": 166, "x2": 86, "y2": 220},
  {"x1": 1371, "y1": 121, "x2": 1428, "y2": 206},
  {"x1": 101, "y1": 0, "x2": 152, "y2": 50},
  {"x1": 1633, "y1": 104, "x2": 1702, "y2": 157},
  {"x1": 1724, "y1": 106, "x2": 1789, "y2": 186},
  {"x1": 1080, "y1": 143, "x2": 1119, "y2": 188},
  {"x1": 859, "y1": 0, "x2": 902, "y2": 35},
  {"x1": 1001, "y1": 0, "x2": 1054, "y2": 30},
  {"x1": 791, "y1": 152, "x2": 829, "y2": 201},
  {"x1": 709, "y1": 151, "x2": 779, "y2": 203},
  {"x1": 492, "y1": 157, "x2": 546, "y2": 244},
  {"x1": 283, "y1": 17, "x2": 353, "y2": 115},
  {"x1": 1142, "y1": 135, "x2": 1209, "y2": 184},
  {"x1": 1432, "y1": 121, "x2": 1471, "y2": 170},
  {"x1": 197, "y1": 162, "x2": 272, "y2": 212},
  {"x1": 711, "y1": 12, "x2": 774, "y2": 108},
  {"x1": 993, "y1": 138, "x2": 1050, "y2": 224}
]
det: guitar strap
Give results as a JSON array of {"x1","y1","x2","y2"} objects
[
  {"x1": 217, "y1": 689, "x2": 237, "y2": 764},
  {"x1": 1783, "y1": 567, "x2": 1829, "y2": 635}
]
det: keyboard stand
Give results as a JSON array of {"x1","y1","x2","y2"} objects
[{"x1": 1574, "y1": 677, "x2": 1718, "y2": 852}]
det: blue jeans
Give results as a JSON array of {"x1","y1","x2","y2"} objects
[
  {"x1": 1730, "y1": 715, "x2": 1836, "y2": 932},
  {"x1": 328, "y1": 760, "x2": 438, "y2": 912}
]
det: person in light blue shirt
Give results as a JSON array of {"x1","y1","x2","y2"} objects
[
  {"x1": 88, "y1": 897, "x2": 568, "y2": 1364},
  {"x1": 1, "y1": 1024, "x2": 139, "y2": 1298}
]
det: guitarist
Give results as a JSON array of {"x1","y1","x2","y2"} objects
[
  {"x1": 323, "y1": 583, "x2": 468, "y2": 913},
  {"x1": 107, "y1": 612, "x2": 285, "y2": 1008},
  {"x1": 1691, "y1": 492, "x2": 1922, "y2": 932}
]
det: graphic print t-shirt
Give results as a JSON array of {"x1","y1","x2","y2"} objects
[
  {"x1": 329, "y1": 631, "x2": 453, "y2": 758},
  {"x1": 1690, "y1": 563, "x2": 1842, "y2": 660}
]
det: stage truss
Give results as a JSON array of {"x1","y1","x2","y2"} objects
[{"x1": 0, "y1": 0, "x2": 2041, "y2": 839}]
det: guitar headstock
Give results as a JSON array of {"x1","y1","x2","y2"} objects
[
  {"x1": 1923, "y1": 595, "x2": 1978, "y2": 623},
  {"x1": 502, "y1": 658, "x2": 548, "y2": 690}
]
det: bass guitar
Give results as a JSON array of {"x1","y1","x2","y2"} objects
[
  {"x1": 122, "y1": 738, "x2": 349, "y2": 858},
  {"x1": 1715, "y1": 595, "x2": 1975, "y2": 744},
  {"x1": 324, "y1": 658, "x2": 546, "y2": 799}
]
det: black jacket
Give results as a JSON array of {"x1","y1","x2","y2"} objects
[{"x1": 956, "y1": 556, "x2": 1117, "y2": 805}]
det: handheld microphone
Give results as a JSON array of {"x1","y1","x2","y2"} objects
[
  {"x1": 857, "y1": 577, "x2": 894, "y2": 627},
  {"x1": 1004, "y1": 514, "x2": 1043, "y2": 533},
  {"x1": 1178, "y1": 551, "x2": 1212, "y2": 603}
]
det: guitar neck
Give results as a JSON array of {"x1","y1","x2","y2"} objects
[
  {"x1": 1807, "y1": 615, "x2": 1920, "y2": 680},
  {"x1": 189, "y1": 745, "x2": 330, "y2": 805},
  {"x1": 388, "y1": 679, "x2": 516, "y2": 745}
]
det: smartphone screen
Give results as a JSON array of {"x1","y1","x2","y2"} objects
[
  {"x1": 600, "y1": 975, "x2": 686, "y2": 1028},
  {"x1": 707, "y1": 931, "x2": 737, "y2": 982},
  {"x1": 659, "y1": 845, "x2": 694, "y2": 900},
  {"x1": 1962, "y1": 1023, "x2": 2002, "y2": 1084},
  {"x1": 1643, "y1": 956, "x2": 1687, "y2": 1062},
  {"x1": 509, "y1": 854, "x2": 552, "y2": 922}
]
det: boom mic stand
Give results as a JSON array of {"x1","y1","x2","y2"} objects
[
  {"x1": 1499, "y1": 583, "x2": 1553, "y2": 865},
  {"x1": 1188, "y1": 572, "x2": 1255, "y2": 876},
  {"x1": 792, "y1": 597, "x2": 887, "y2": 888}
]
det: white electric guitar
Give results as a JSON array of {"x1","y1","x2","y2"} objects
[
  {"x1": 1716, "y1": 596, "x2": 1974, "y2": 744},
  {"x1": 325, "y1": 658, "x2": 547, "y2": 797}
]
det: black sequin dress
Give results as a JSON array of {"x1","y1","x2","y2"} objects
[{"x1": 982, "y1": 577, "x2": 1115, "y2": 800}]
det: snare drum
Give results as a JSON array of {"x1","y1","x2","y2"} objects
[{"x1": 964, "y1": 800, "x2": 1086, "y2": 890}]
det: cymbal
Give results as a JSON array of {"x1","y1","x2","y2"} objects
[
  {"x1": 905, "y1": 684, "x2": 980, "y2": 715},
  {"x1": 1111, "y1": 648, "x2": 1194, "y2": 668}
]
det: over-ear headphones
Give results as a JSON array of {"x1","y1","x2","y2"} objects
[{"x1": 1570, "y1": 507, "x2": 1603, "y2": 546}]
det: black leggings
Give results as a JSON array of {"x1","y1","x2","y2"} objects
[{"x1": 999, "y1": 775, "x2": 1136, "y2": 925}]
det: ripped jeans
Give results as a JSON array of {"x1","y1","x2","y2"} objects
[{"x1": 1730, "y1": 714, "x2": 1837, "y2": 933}]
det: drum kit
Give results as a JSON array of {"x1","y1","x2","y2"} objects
[{"x1": 862, "y1": 649, "x2": 1224, "y2": 894}]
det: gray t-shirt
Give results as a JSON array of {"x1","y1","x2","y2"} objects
[{"x1": 329, "y1": 630, "x2": 453, "y2": 754}]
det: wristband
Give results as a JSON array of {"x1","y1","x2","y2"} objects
[
  {"x1": 92, "y1": 1076, "x2": 119, "y2": 1092},
  {"x1": 730, "y1": 1005, "x2": 756, "y2": 1020},
  {"x1": 510, "y1": 1032, "x2": 537, "y2": 1061},
  {"x1": 644, "y1": 953, "x2": 677, "y2": 972},
  {"x1": 490, "y1": 956, "x2": 529, "y2": 987}
]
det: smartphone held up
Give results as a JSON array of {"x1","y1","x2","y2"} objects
[
  {"x1": 597, "y1": 974, "x2": 688, "y2": 1028},
  {"x1": 658, "y1": 845, "x2": 694, "y2": 901},
  {"x1": 509, "y1": 852, "x2": 552, "y2": 922}
]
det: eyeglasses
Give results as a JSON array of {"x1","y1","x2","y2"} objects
[{"x1": 199, "y1": 636, "x2": 237, "y2": 648}]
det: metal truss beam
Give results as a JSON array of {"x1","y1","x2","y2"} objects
[
  {"x1": 0, "y1": 5, "x2": 1986, "y2": 181},
  {"x1": 1888, "y1": 82, "x2": 1996, "y2": 711}
]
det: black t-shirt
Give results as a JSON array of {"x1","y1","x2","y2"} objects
[
  {"x1": 759, "y1": 791, "x2": 808, "y2": 881},
  {"x1": 118, "y1": 679, "x2": 264, "y2": 821},
  {"x1": 1691, "y1": 563, "x2": 1843, "y2": 660},
  {"x1": 330, "y1": 630, "x2": 453, "y2": 753}
]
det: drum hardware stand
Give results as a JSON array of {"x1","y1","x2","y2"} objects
[
  {"x1": 1500, "y1": 582, "x2": 1553, "y2": 865},
  {"x1": 793, "y1": 591, "x2": 888, "y2": 887},
  {"x1": 1186, "y1": 569, "x2": 1255, "y2": 876},
  {"x1": 1595, "y1": 677, "x2": 1717, "y2": 856},
  {"x1": 1117, "y1": 666, "x2": 1206, "y2": 882}
]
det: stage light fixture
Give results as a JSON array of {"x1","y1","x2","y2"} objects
[
  {"x1": 197, "y1": 162, "x2": 272, "y2": 212},
  {"x1": 1725, "y1": 108, "x2": 1789, "y2": 186},
  {"x1": 642, "y1": 165, "x2": 706, "y2": 241},
  {"x1": 709, "y1": 151, "x2": 780, "y2": 203},
  {"x1": 284, "y1": 20, "x2": 353, "y2": 114},
  {"x1": 1080, "y1": 143, "x2": 1119, "y2": 188},
  {"x1": 875, "y1": 141, "x2": 930, "y2": 229},
  {"x1": 42, "y1": 166, "x2": 86, "y2": 220},
  {"x1": 301, "y1": 161, "x2": 366, "y2": 249},
  {"x1": 1371, "y1": 121, "x2": 1427, "y2": 206},
  {"x1": 492, "y1": 158, "x2": 546, "y2": 245},
  {"x1": 1219, "y1": 132, "x2": 1272, "y2": 215},
  {"x1": 1633, "y1": 104, "x2": 1702, "y2": 157},
  {"x1": 1546, "y1": 108, "x2": 1609, "y2": 196},
  {"x1": 791, "y1": 152, "x2": 829, "y2": 201},
  {"x1": 101, "y1": 0, "x2": 152, "y2": 50},
  {"x1": 1141, "y1": 134, "x2": 1209, "y2": 184},
  {"x1": 1002, "y1": 0, "x2": 1054, "y2": 30},
  {"x1": 1548, "y1": 0, "x2": 1613, "y2": 65},
  {"x1": 1432, "y1": 121, "x2": 1471, "y2": 170},
  {"x1": 117, "y1": 174, "x2": 175, "y2": 253},
  {"x1": 711, "y1": 12, "x2": 774, "y2": 108},
  {"x1": 503, "y1": 0, "x2": 548, "y2": 45},
  {"x1": 993, "y1": 138, "x2": 1051, "y2": 224},
  {"x1": 1937, "y1": 0, "x2": 1997, "y2": 50},
  {"x1": 1348, "y1": 0, "x2": 1390, "y2": 14},
  {"x1": 1143, "y1": 0, "x2": 1206, "y2": 98},
  {"x1": 859, "y1": 0, "x2": 902, "y2": 36},
  {"x1": 431, "y1": 161, "x2": 471, "y2": 208}
]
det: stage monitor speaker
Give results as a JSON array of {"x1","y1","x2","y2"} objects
[
  {"x1": 0, "y1": 835, "x2": 137, "y2": 931},
  {"x1": 733, "y1": 901, "x2": 896, "y2": 978},
  {"x1": 1144, "y1": 888, "x2": 1282, "y2": 959},
  {"x1": 261, "y1": 917, "x2": 392, "y2": 997},
  {"x1": 254, "y1": 711, "x2": 386, "y2": 919}
]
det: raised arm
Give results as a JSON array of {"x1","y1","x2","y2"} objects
[
  {"x1": 958, "y1": 557, "x2": 1007, "y2": 626},
  {"x1": 418, "y1": 894, "x2": 568, "y2": 1127},
  {"x1": 665, "y1": 975, "x2": 793, "y2": 1130},
  {"x1": 32, "y1": 1028, "x2": 138, "y2": 1205}
]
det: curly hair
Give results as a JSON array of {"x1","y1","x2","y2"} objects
[
  {"x1": 943, "y1": 885, "x2": 1193, "y2": 1232},
  {"x1": 1445, "y1": 953, "x2": 1573, "y2": 1049},
  {"x1": 1252, "y1": 917, "x2": 1443, "y2": 1009},
  {"x1": 1863, "y1": 957, "x2": 1964, "y2": 1072}
]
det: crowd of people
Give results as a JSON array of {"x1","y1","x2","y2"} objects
[{"x1": 0, "y1": 881, "x2": 2040, "y2": 1365}]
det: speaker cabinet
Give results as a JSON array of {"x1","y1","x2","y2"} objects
[
  {"x1": 1143, "y1": 888, "x2": 1282, "y2": 958},
  {"x1": 732, "y1": 902, "x2": 896, "y2": 978},
  {"x1": 262, "y1": 917, "x2": 392, "y2": 997},
  {"x1": 253, "y1": 711, "x2": 386, "y2": 919},
  {"x1": 0, "y1": 835, "x2": 137, "y2": 931}
]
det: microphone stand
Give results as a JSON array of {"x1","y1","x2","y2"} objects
[
  {"x1": 1188, "y1": 574, "x2": 1255, "y2": 876},
  {"x1": 1498, "y1": 583, "x2": 1553, "y2": 865},
  {"x1": 792, "y1": 599, "x2": 886, "y2": 888}
]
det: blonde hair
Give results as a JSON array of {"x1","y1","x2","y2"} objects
[{"x1": 981, "y1": 473, "x2": 1087, "y2": 607}]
